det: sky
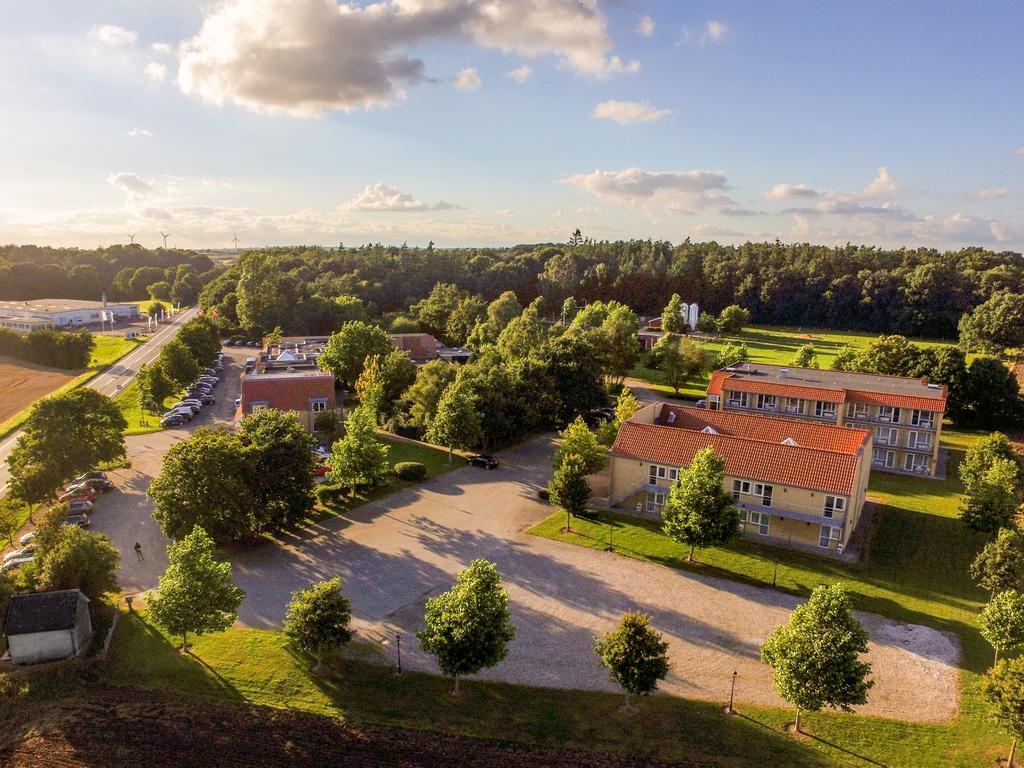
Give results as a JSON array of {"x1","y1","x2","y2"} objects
[{"x1": 0, "y1": 0, "x2": 1022, "y2": 251}]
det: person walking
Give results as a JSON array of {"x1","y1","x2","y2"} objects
[{"x1": 134, "y1": 542, "x2": 143, "y2": 562}]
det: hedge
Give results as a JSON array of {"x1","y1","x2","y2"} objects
[{"x1": 394, "y1": 462, "x2": 427, "y2": 481}]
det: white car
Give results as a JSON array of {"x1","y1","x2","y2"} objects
[
  {"x1": 19, "y1": 530, "x2": 36, "y2": 546},
  {"x1": 0, "y1": 556, "x2": 34, "y2": 573},
  {"x1": 3, "y1": 545, "x2": 35, "y2": 563}
]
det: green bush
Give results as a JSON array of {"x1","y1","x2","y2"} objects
[
  {"x1": 394, "y1": 462, "x2": 427, "y2": 481},
  {"x1": 315, "y1": 484, "x2": 347, "y2": 506}
]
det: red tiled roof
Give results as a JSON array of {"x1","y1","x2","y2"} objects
[
  {"x1": 241, "y1": 372, "x2": 335, "y2": 413},
  {"x1": 846, "y1": 388, "x2": 946, "y2": 411},
  {"x1": 612, "y1": 421, "x2": 861, "y2": 496},
  {"x1": 707, "y1": 369, "x2": 730, "y2": 397},
  {"x1": 721, "y1": 377, "x2": 847, "y2": 403},
  {"x1": 390, "y1": 333, "x2": 442, "y2": 361},
  {"x1": 657, "y1": 404, "x2": 870, "y2": 454}
]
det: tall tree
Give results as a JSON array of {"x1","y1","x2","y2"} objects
[
  {"x1": 959, "y1": 291, "x2": 1024, "y2": 354},
  {"x1": 417, "y1": 559, "x2": 516, "y2": 695},
  {"x1": 661, "y1": 447, "x2": 740, "y2": 562},
  {"x1": 659, "y1": 337, "x2": 705, "y2": 394},
  {"x1": 959, "y1": 458, "x2": 1022, "y2": 534},
  {"x1": 404, "y1": 358, "x2": 458, "y2": 428},
  {"x1": 157, "y1": 337, "x2": 200, "y2": 388},
  {"x1": 35, "y1": 526, "x2": 120, "y2": 601},
  {"x1": 716, "y1": 305, "x2": 751, "y2": 334},
  {"x1": 554, "y1": 417, "x2": 606, "y2": 475},
  {"x1": 662, "y1": 293, "x2": 687, "y2": 334},
  {"x1": 760, "y1": 584, "x2": 874, "y2": 732},
  {"x1": 7, "y1": 389, "x2": 127, "y2": 504},
  {"x1": 237, "y1": 409, "x2": 316, "y2": 531},
  {"x1": 355, "y1": 349, "x2": 416, "y2": 419},
  {"x1": 981, "y1": 590, "x2": 1024, "y2": 664},
  {"x1": 972, "y1": 528, "x2": 1024, "y2": 596},
  {"x1": 327, "y1": 405, "x2": 390, "y2": 495},
  {"x1": 318, "y1": 321, "x2": 393, "y2": 389},
  {"x1": 497, "y1": 298, "x2": 547, "y2": 360},
  {"x1": 593, "y1": 612, "x2": 671, "y2": 713},
  {"x1": 284, "y1": 578, "x2": 353, "y2": 673},
  {"x1": 148, "y1": 526, "x2": 245, "y2": 651},
  {"x1": 549, "y1": 453, "x2": 592, "y2": 532},
  {"x1": 981, "y1": 657, "x2": 1024, "y2": 768},
  {"x1": 426, "y1": 375, "x2": 482, "y2": 463}
]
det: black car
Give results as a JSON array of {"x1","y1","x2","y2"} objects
[
  {"x1": 468, "y1": 454, "x2": 499, "y2": 469},
  {"x1": 199, "y1": 394, "x2": 216, "y2": 405},
  {"x1": 223, "y1": 339, "x2": 234, "y2": 347},
  {"x1": 161, "y1": 414, "x2": 185, "y2": 427},
  {"x1": 76, "y1": 477, "x2": 114, "y2": 493},
  {"x1": 63, "y1": 513, "x2": 91, "y2": 528},
  {"x1": 72, "y1": 470, "x2": 107, "y2": 484}
]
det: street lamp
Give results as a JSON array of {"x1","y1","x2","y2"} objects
[
  {"x1": 728, "y1": 670, "x2": 738, "y2": 714},
  {"x1": 124, "y1": 594, "x2": 134, "y2": 613},
  {"x1": 395, "y1": 632, "x2": 402, "y2": 676}
]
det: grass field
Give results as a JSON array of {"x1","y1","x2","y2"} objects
[
  {"x1": 0, "y1": 335, "x2": 142, "y2": 438},
  {"x1": 631, "y1": 325, "x2": 968, "y2": 399},
  {"x1": 528, "y1": 429, "x2": 1014, "y2": 766},
  {"x1": 114, "y1": 377, "x2": 183, "y2": 435}
]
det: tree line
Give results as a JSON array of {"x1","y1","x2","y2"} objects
[{"x1": 0, "y1": 327, "x2": 95, "y2": 369}]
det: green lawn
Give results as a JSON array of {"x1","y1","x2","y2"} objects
[
  {"x1": 631, "y1": 325, "x2": 969, "y2": 399},
  {"x1": 0, "y1": 335, "x2": 142, "y2": 438},
  {"x1": 114, "y1": 377, "x2": 183, "y2": 435},
  {"x1": 529, "y1": 433, "x2": 1014, "y2": 766}
]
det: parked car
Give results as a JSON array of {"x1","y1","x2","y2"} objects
[
  {"x1": 696, "y1": 399, "x2": 708, "y2": 408},
  {"x1": 172, "y1": 403, "x2": 200, "y2": 416},
  {"x1": 222, "y1": 339, "x2": 234, "y2": 347},
  {"x1": 72, "y1": 470, "x2": 107, "y2": 484},
  {"x1": 245, "y1": 357, "x2": 256, "y2": 367},
  {"x1": 161, "y1": 414, "x2": 185, "y2": 428},
  {"x1": 468, "y1": 454, "x2": 499, "y2": 469},
  {"x1": 58, "y1": 486, "x2": 98, "y2": 503},
  {"x1": 74, "y1": 477, "x2": 113, "y2": 493},
  {"x1": 233, "y1": 397, "x2": 241, "y2": 409},
  {"x1": 178, "y1": 399, "x2": 203, "y2": 409},
  {"x1": 0, "y1": 556, "x2": 34, "y2": 573},
  {"x1": 62, "y1": 514, "x2": 90, "y2": 528},
  {"x1": 3, "y1": 545, "x2": 36, "y2": 563},
  {"x1": 66, "y1": 499, "x2": 94, "y2": 514},
  {"x1": 188, "y1": 386, "x2": 212, "y2": 397},
  {"x1": 199, "y1": 394, "x2": 216, "y2": 405},
  {"x1": 18, "y1": 531, "x2": 36, "y2": 546}
]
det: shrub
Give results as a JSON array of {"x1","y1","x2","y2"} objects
[
  {"x1": 538, "y1": 488, "x2": 550, "y2": 501},
  {"x1": 315, "y1": 483, "x2": 348, "y2": 506},
  {"x1": 394, "y1": 461, "x2": 427, "y2": 481}
]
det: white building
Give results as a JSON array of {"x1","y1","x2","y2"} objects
[
  {"x1": 0, "y1": 298, "x2": 140, "y2": 328},
  {"x1": 4, "y1": 589, "x2": 93, "y2": 665}
]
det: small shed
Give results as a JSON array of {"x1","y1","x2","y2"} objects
[{"x1": 4, "y1": 589, "x2": 92, "y2": 665}]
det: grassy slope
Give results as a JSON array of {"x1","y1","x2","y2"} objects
[
  {"x1": 528, "y1": 428, "x2": 1008, "y2": 766},
  {"x1": 631, "y1": 325, "x2": 968, "y2": 399},
  {"x1": 0, "y1": 335, "x2": 141, "y2": 438},
  {"x1": 114, "y1": 378, "x2": 184, "y2": 436}
]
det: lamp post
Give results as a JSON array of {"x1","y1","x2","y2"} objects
[
  {"x1": 125, "y1": 594, "x2": 134, "y2": 613},
  {"x1": 728, "y1": 670, "x2": 737, "y2": 714},
  {"x1": 605, "y1": 521, "x2": 614, "y2": 552},
  {"x1": 395, "y1": 632, "x2": 402, "y2": 676}
]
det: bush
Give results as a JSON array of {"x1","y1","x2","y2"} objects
[
  {"x1": 315, "y1": 483, "x2": 348, "y2": 506},
  {"x1": 394, "y1": 462, "x2": 427, "y2": 481}
]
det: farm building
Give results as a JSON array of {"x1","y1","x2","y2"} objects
[{"x1": 4, "y1": 589, "x2": 92, "y2": 665}]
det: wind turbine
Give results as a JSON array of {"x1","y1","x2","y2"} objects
[
  {"x1": 128, "y1": 233, "x2": 136, "y2": 245},
  {"x1": 232, "y1": 232, "x2": 240, "y2": 250},
  {"x1": 160, "y1": 231, "x2": 171, "y2": 248}
]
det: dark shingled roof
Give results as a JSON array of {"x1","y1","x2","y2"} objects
[{"x1": 4, "y1": 590, "x2": 85, "y2": 636}]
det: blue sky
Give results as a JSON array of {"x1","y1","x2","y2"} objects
[{"x1": 1, "y1": 0, "x2": 1021, "y2": 250}]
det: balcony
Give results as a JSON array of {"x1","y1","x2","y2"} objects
[
  {"x1": 736, "y1": 500, "x2": 845, "y2": 526},
  {"x1": 904, "y1": 442, "x2": 934, "y2": 454}
]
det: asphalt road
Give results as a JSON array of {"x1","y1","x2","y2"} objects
[{"x1": 0, "y1": 306, "x2": 200, "y2": 495}]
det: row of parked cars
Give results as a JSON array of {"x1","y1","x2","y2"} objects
[
  {"x1": 160, "y1": 356, "x2": 224, "y2": 428},
  {"x1": 1, "y1": 470, "x2": 113, "y2": 573}
]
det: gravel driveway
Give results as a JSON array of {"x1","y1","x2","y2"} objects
[{"x1": 98, "y1": 423, "x2": 959, "y2": 724}]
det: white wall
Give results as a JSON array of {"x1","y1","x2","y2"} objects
[{"x1": 8, "y1": 630, "x2": 75, "y2": 665}]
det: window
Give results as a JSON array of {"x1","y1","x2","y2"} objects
[
  {"x1": 737, "y1": 509, "x2": 748, "y2": 523},
  {"x1": 251, "y1": 403, "x2": 268, "y2": 413},
  {"x1": 727, "y1": 392, "x2": 750, "y2": 408},
  {"x1": 731, "y1": 479, "x2": 751, "y2": 499},
  {"x1": 748, "y1": 511, "x2": 770, "y2": 536},
  {"x1": 756, "y1": 394, "x2": 777, "y2": 411},
  {"x1": 753, "y1": 483, "x2": 774, "y2": 506},
  {"x1": 911, "y1": 409, "x2": 935, "y2": 428},
  {"x1": 646, "y1": 491, "x2": 665, "y2": 513},
  {"x1": 815, "y1": 400, "x2": 836, "y2": 419},
  {"x1": 819, "y1": 524, "x2": 841, "y2": 548},
  {"x1": 908, "y1": 431, "x2": 932, "y2": 450},
  {"x1": 904, "y1": 454, "x2": 930, "y2": 474},
  {"x1": 784, "y1": 397, "x2": 804, "y2": 414},
  {"x1": 823, "y1": 495, "x2": 846, "y2": 518},
  {"x1": 846, "y1": 403, "x2": 869, "y2": 420},
  {"x1": 878, "y1": 406, "x2": 901, "y2": 424},
  {"x1": 310, "y1": 398, "x2": 328, "y2": 413},
  {"x1": 873, "y1": 448, "x2": 896, "y2": 467},
  {"x1": 648, "y1": 465, "x2": 679, "y2": 484},
  {"x1": 875, "y1": 426, "x2": 898, "y2": 446}
]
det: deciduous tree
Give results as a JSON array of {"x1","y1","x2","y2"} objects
[
  {"x1": 35, "y1": 526, "x2": 119, "y2": 601},
  {"x1": 662, "y1": 293, "x2": 687, "y2": 334},
  {"x1": 593, "y1": 612, "x2": 671, "y2": 713},
  {"x1": 426, "y1": 375, "x2": 482, "y2": 463},
  {"x1": 790, "y1": 343, "x2": 818, "y2": 368},
  {"x1": 980, "y1": 590, "x2": 1024, "y2": 664},
  {"x1": 760, "y1": 584, "x2": 873, "y2": 732},
  {"x1": 554, "y1": 417, "x2": 606, "y2": 475},
  {"x1": 417, "y1": 559, "x2": 515, "y2": 695},
  {"x1": 659, "y1": 337, "x2": 705, "y2": 394},
  {"x1": 980, "y1": 656, "x2": 1024, "y2": 768},
  {"x1": 149, "y1": 526, "x2": 245, "y2": 651},
  {"x1": 327, "y1": 405, "x2": 390, "y2": 495},
  {"x1": 284, "y1": 578, "x2": 353, "y2": 673},
  {"x1": 972, "y1": 528, "x2": 1024, "y2": 596},
  {"x1": 318, "y1": 321, "x2": 393, "y2": 389},
  {"x1": 716, "y1": 305, "x2": 751, "y2": 334},
  {"x1": 661, "y1": 447, "x2": 740, "y2": 562},
  {"x1": 404, "y1": 359, "x2": 458, "y2": 429},
  {"x1": 549, "y1": 453, "x2": 592, "y2": 531},
  {"x1": 959, "y1": 291, "x2": 1024, "y2": 354},
  {"x1": 959, "y1": 457, "x2": 1022, "y2": 534},
  {"x1": 238, "y1": 409, "x2": 316, "y2": 530}
]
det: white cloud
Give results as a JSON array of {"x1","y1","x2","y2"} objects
[
  {"x1": 150, "y1": 42, "x2": 173, "y2": 55},
  {"x1": 702, "y1": 20, "x2": 728, "y2": 44},
  {"x1": 493, "y1": 209, "x2": 514, "y2": 217},
  {"x1": 968, "y1": 187, "x2": 1008, "y2": 201},
  {"x1": 107, "y1": 172, "x2": 155, "y2": 199},
  {"x1": 563, "y1": 167, "x2": 734, "y2": 213},
  {"x1": 177, "y1": 0, "x2": 637, "y2": 117},
  {"x1": 858, "y1": 166, "x2": 899, "y2": 199},
  {"x1": 144, "y1": 62, "x2": 168, "y2": 83},
  {"x1": 636, "y1": 16, "x2": 655, "y2": 37},
  {"x1": 592, "y1": 99, "x2": 672, "y2": 125},
  {"x1": 764, "y1": 183, "x2": 821, "y2": 200},
  {"x1": 453, "y1": 67, "x2": 481, "y2": 91},
  {"x1": 1014, "y1": 147, "x2": 1024, "y2": 157},
  {"x1": 88, "y1": 24, "x2": 137, "y2": 46},
  {"x1": 126, "y1": 128, "x2": 154, "y2": 138},
  {"x1": 348, "y1": 183, "x2": 461, "y2": 212},
  {"x1": 503, "y1": 65, "x2": 532, "y2": 83}
]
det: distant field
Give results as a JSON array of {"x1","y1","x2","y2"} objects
[
  {"x1": 631, "y1": 325, "x2": 969, "y2": 399},
  {"x1": 0, "y1": 335, "x2": 142, "y2": 437}
]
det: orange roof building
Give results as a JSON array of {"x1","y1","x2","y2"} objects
[
  {"x1": 607, "y1": 403, "x2": 873, "y2": 556},
  {"x1": 706, "y1": 361, "x2": 946, "y2": 478}
]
